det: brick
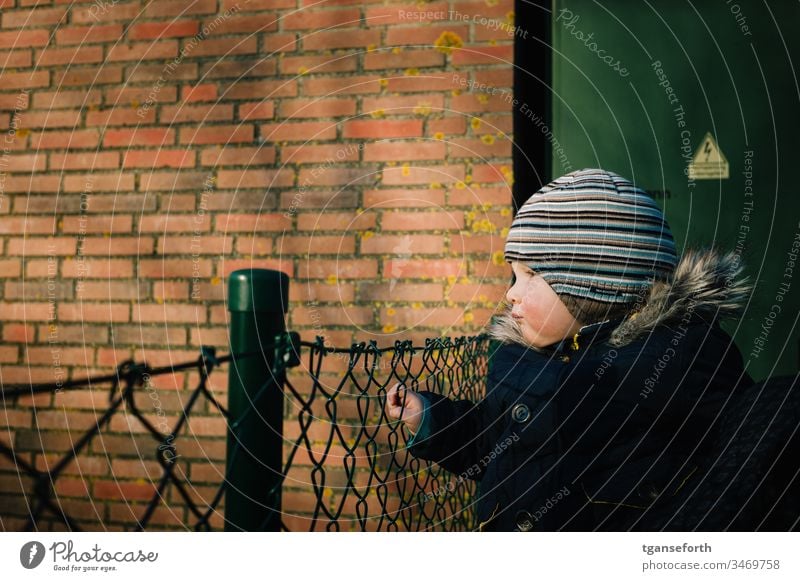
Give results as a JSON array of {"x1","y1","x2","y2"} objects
[
  {"x1": 134, "y1": 304, "x2": 205, "y2": 324},
  {"x1": 160, "y1": 104, "x2": 233, "y2": 124},
  {"x1": 233, "y1": 236, "x2": 273, "y2": 255},
  {"x1": 7, "y1": 237, "x2": 76, "y2": 256},
  {"x1": 0, "y1": 29, "x2": 49, "y2": 48},
  {"x1": 94, "y1": 480, "x2": 157, "y2": 501},
  {"x1": 385, "y1": 24, "x2": 469, "y2": 47},
  {"x1": 126, "y1": 63, "x2": 196, "y2": 83},
  {"x1": 261, "y1": 121, "x2": 337, "y2": 142},
  {"x1": 200, "y1": 13, "x2": 278, "y2": 35},
  {"x1": 343, "y1": 119, "x2": 422, "y2": 139},
  {"x1": 200, "y1": 58, "x2": 276, "y2": 80},
  {"x1": 0, "y1": 258, "x2": 22, "y2": 278},
  {"x1": 86, "y1": 107, "x2": 156, "y2": 127},
  {"x1": 280, "y1": 53, "x2": 357, "y2": 75},
  {"x1": 448, "y1": 186, "x2": 512, "y2": 206},
  {"x1": 143, "y1": 0, "x2": 217, "y2": 18},
  {"x1": 282, "y1": 144, "x2": 358, "y2": 164},
  {"x1": 0, "y1": 71, "x2": 49, "y2": 90},
  {"x1": 296, "y1": 167, "x2": 373, "y2": 187},
  {"x1": 386, "y1": 74, "x2": 462, "y2": 93},
  {"x1": 106, "y1": 40, "x2": 178, "y2": 62},
  {"x1": 451, "y1": 44, "x2": 513, "y2": 65},
  {"x1": 448, "y1": 137, "x2": 511, "y2": 159},
  {"x1": 62, "y1": 173, "x2": 136, "y2": 193},
  {"x1": 296, "y1": 213, "x2": 375, "y2": 235},
  {"x1": 362, "y1": 94, "x2": 445, "y2": 115},
  {"x1": 62, "y1": 215, "x2": 132, "y2": 233},
  {"x1": 30, "y1": 129, "x2": 101, "y2": 149},
  {"x1": 55, "y1": 24, "x2": 124, "y2": 45},
  {"x1": 123, "y1": 149, "x2": 196, "y2": 169},
  {"x1": 214, "y1": 213, "x2": 291, "y2": 233},
  {"x1": 451, "y1": 92, "x2": 511, "y2": 113},
  {"x1": 284, "y1": 7, "x2": 360, "y2": 30},
  {"x1": 188, "y1": 36, "x2": 258, "y2": 58},
  {"x1": 55, "y1": 65, "x2": 123, "y2": 87},
  {"x1": 139, "y1": 215, "x2": 210, "y2": 234},
  {"x1": 365, "y1": 3, "x2": 449, "y2": 24},
  {"x1": 471, "y1": 163, "x2": 511, "y2": 184},
  {"x1": 36, "y1": 45, "x2": 104, "y2": 66},
  {"x1": 216, "y1": 168, "x2": 294, "y2": 189},
  {"x1": 31, "y1": 89, "x2": 99, "y2": 109},
  {"x1": 383, "y1": 258, "x2": 464, "y2": 279},
  {"x1": 200, "y1": 146, "x2": 275, "y2": 166},
  {"x1": 364, "y1": 49, "x2": 445, "y2": 70},
  {"x1": 139, "y1": 171, "x2": 209, "y2": 192},
  {"x1": 292, "y1": 305, "x2": 372, "y2": 326},
  {"x1": 179, "y1": 124, "x2": 253, "y2": 145},
  {"x1": 381, "y1": 164, "x2": 464, "y2": 185},
  {"x1": 129, "y1": 20, "x2": 200, "y2": 40},
  {"x1": 360, "y1": 234, "x2": 443, "y2": 254},
  {"x1": 103, "y1": 128, "x2": 175, "y2": 147},
  {"x1": 2, "y1": 323, "x2": 36, "y2": 343},
  {"x1": 426, "y1": 117, "x2": 467, "y2": 137},
  {"x1": 299, "y1": 259, "x2": 378, "y2": 280},
  {"x1": 0, "y1": 217, "x2": 57, "y2": 235},
  {"x1": 303, "y1": 28, "x2": 378, "y2": 50},
  {"x1": 237, "y1": 101, "x2": 274, "y2": 121},
  {"x1": 79, "y1": 237, "x2": 155, "y2": 256},
  {"x1": 364, "y1": 141, "x2": 445, "y2": 161},
  {"x1": 278, "y1": 98, "x2": 355, "y2": 119},
  {"x1": 0, "y1": 302, "x2": 50, "y2": 323},
  {"x1": 76, "y1": 281, "x2": 147, "y2": 301},
  {"x1": 153, "y1": 281, "x2": 190, "y2": 300},
  {"x1": 289, "y1": 283, "x2": 355, "y2": 303},
  {"x1": 0, "y1": 49, "x2": 30, "y2": 68},
  {"x1": 50, "y1": 152, "x2": 119, "y2": 171},
  {"x1": 1, "y1": 175, "x2": 60, "y2": 193},
  {"x1": 363, "y1": 188, "x2": 446, "y2": 208},
  {"x1": 181, "y1": 83, "x2": 217, "y2": 103},
  {"x1": 276, "y1": 235, "x2": 356, "y2": 255},
  {"x1": 358, "y1": 282, "x2": 443, "y2": 302},
  {"x1": 226, "y1": 79, "x2": 297, "y2": 100},
  {"x1": 57, "y1": 303, "x2": 130, "y2": 323},
  {"x1": 472, "y1": 68, "x2": 513, "y2": 89},
  {"x1": 304, "y1": 75, "x2": 382, "y2": 96},
  {"x1": 156, "y1": 236, "x2": 232, "y2": 254},
  {"x1": 111, "y1": 325, "x2": 186, "y2": 346},
  {"x1": 139, "y1": 259, "x2": 213, "y2": 279},
  {"x1": 62, "y1": 258, "x2": 133, "y2": 278},
  {"x1": 380, "y1": 305, "x2": 464, "y2": 330}
]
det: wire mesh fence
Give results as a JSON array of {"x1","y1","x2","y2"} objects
[{"x1": 0, "y1": 332, "x2": 495, "y2": 532}]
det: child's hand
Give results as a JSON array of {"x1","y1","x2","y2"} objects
[{"x1": 385, "y1": 382, "x2": 425, "y2": 434}]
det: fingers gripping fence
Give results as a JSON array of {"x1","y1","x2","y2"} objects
[{"x1": 0, "y1": 269, "x2": 495, "y2": 532}]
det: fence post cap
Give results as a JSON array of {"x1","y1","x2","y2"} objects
[{"x1": 228, "y1": 269, "x2": 289, "y2": 313}]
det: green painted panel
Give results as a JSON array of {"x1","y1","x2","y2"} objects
[{"x1": 551, "y1": 0, "x2": 800, "y2": 380}]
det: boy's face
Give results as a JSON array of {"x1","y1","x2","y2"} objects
[{"x1": 506, "y1": 261, "x2": 582, "y2": 348}]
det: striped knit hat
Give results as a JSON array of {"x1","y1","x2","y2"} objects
[{"x1": 504, "y1": 168, "x2": 678, "y2": 305}]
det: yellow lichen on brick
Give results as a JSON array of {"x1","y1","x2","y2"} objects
[{"x1": 434, "y1": 31, "x2": 463, "y2": 55}]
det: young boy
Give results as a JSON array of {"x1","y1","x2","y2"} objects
[{"x1": 385, "y1": 168, "x2": 753, "y2": 531}]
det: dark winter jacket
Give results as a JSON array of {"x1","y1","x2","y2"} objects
[{"x1": 407, "y1": 249, "x2": 754, "y2": 531}]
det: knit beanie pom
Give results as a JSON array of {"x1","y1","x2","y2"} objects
[{"x1": 504, "y1": 168, "x2": 678, "y2": 316}]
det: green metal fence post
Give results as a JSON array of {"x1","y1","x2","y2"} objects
[{"x1": 225, "y1": 268, "x2": 288, "y2": 531}]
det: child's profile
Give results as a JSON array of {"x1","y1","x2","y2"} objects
[{"x1": 385, "y1": 168, "x2": 752, "y2": 532}]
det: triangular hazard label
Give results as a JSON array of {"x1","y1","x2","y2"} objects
[{"x1": 688, "y1": 132, "x2": 729, "y2": 179}]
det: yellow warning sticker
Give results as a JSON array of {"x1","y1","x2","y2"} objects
[{"x1": 688, "y1": 132, "x2": 729, "y2": 179}]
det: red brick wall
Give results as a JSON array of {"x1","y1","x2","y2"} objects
[{"x1": 0, "y1": 0, "x2": 516, "y2": 530}]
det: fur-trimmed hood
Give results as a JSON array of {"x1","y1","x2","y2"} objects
[{"x1": 484, "y1": 248, "x2": 751, "y2": 351}]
